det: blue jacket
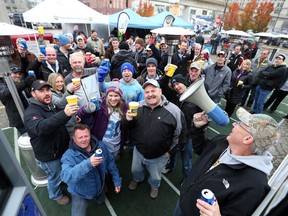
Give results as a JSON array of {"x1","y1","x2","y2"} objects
[{"x1": 61, "y1": 136, "x2": 122, "y2": 199}]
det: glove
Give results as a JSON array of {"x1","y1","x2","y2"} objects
[
  {"x1": 98, "y1": 66, "x2": 109, "y2": 82},
  {"x1": 24, "y1": 75, "x2": 37, "y2": 87},
  {"x1": 84, "y1": 102, "x2": 96, "y2": 113}
]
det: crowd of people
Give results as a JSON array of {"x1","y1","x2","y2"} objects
[{"x1": 0, "y1": 27, "x2": 287, "y2": 215}]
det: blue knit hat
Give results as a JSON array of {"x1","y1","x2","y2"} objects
[
  {"x1": 121, "y1": 62, "x2": 134, "y2": 74},
  {"x1": 59, "y1": 35, "x2": 70, "y2": 46}
]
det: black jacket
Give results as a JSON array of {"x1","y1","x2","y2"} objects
[
  {"x1": 179, "y1": 135, "x2": 270, "y2": 216},
  {"x1": 57, "y1": 49, "x2": 74, "y2": 77},
  {"x1": 123, "y1": 96, "x2": 182, "y2": 159},
  {"x1": 258, "y1": 64, "x2": 287, "y2": 90},
  {"x1": 110, "y1": 50, "x2": 138, "y2": 79},
  {"x1": 225, "y1": 69, "x2": 253, "y2": 104},
  {"x1": 0, "y1": 78, "x2": 29, "y2": 128},
  {"x1": 24, "y1": 98, "x2": 71, "y2": 162},
  {"x1": 28, "y1": 60, "x2": 64, "y2": 81},
  {"x1": 160, "y1": 51, "x2": 194, "y2": 77}
]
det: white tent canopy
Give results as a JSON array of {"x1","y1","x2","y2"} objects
[
  {"x1": 222, "y1": 30, "x2": 253, "y2": 37},
  {"x1": 0, "y1": 22, "x2": 38, "y2": 36},
  {"x1": 23, "y1": 0, "x2": 109, "y2": 24}
]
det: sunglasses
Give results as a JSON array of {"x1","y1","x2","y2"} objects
[{"x1": 235, "y1": 121, "x2": 252, "y2": 135}]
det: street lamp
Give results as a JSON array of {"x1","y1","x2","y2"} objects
[{"x1": 219, "y1": 0, "x2": 229, "y2": 31}]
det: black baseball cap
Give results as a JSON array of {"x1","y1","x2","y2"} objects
[
  {"x1": 31, "y1": 80, "x2": 51, "y2": 91},
  {"x1": 10, "y1": 64, "x2": 22, "y2": 73}
]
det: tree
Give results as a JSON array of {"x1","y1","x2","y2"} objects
[
  {"x1": 136, "y1": 0, "x2": 154, "y2": 17},
  {"x1": 223, "y1": 2, "x2": 240, "y2": 30},
  {"x1": 239, "y1": 0, "x2": 257, "y2": 31},
  {"x1": 253, "y1": 2, "x2": 274, "y2": 32}
]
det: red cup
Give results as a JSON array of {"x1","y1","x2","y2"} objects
[{"x1": 85, "y1": 52, "x2": 92, "y2": 63}]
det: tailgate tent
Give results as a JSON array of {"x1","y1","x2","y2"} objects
[
  {"x1": 23, "y1": 0, "x2": 108, "y2": 24},
  {"x1": 147, "y1": 11, "x2": 194, "y2": 29},
  {"x1": 0, "y1": 22, "x2": 38, "y2": 35},
  {"x1": 109, "y1": 9, "x2": 160, "y2": 29}
]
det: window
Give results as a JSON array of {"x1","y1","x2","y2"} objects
[
  {"x1": 190, "y1": 9, "x2": 196, "y2": 15},
  {"x1": 202, "y1": 10, "x2": 207, "y2": 15}
]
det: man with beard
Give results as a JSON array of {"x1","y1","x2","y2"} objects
[
  {"x1": 124, "y1": 79, "x2": 183, "y2": 199},
  {"x1": 24, "y1": 80, "x2": 78, "y2": 205},
  {"x1": 64, "y1": 52, "x2": 108, "y2": 107}
]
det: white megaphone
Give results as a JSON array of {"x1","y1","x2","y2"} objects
[{"x1": 180, "y1": 78, "x2": 229, "y2": 126}]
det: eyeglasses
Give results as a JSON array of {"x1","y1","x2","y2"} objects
[{"x1": 235, "y1": 121, "x2": 252, "y2": 135}]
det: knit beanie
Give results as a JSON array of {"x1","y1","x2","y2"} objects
[
  {"x1": 106, "y1": 78, "x2": 123, "y2": 97},
  {"x1": 135, "y1": 38, "x2": 144, "y2": 47},
  {"x1": 170, "y1": 74, "x2": 187, "y2": 86},
  {"x1": 121, "y1": 62, "x2": 134, "y2": 74},
  {"x1": 119, "y1": 41, "x2": 129, "y2": 50},
  {"x1": 59, "y1": 35, "x2": 70, "y2": 46},
  {"x1": 146, "y1": 57, "x2": 158, "y2": 68}
]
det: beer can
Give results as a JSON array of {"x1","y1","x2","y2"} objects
[
  {"x1": 39, "y1": 45, "x2": 46, "y2": 56},
  {"x1": 20, "y1": 40, "x2": 28, "y2": 50},
  {"x1": 95, "y1": 149, "x2": 102, "y2": 157},
  {"x1": 28, "y1": 70, "x2": 35, "y2": 77},
  {"x1": 90, "y1": 97, "x2": 100, "y2": 110},
  {"x1": 200, "y1": 189, "x2": 215, "y2": 206}
]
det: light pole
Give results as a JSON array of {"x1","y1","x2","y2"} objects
[{"x1": 219, "y1": 0, "x2": 229, "y2": 31}]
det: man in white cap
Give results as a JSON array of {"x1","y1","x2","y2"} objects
[
  {"x1": 124, "y1": 79, "x2": 183, "y2": 199},
  {"x1": 173, "y1": 107, "x2": 280, "y2": 216}
]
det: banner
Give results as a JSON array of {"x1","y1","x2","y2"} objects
[
  {"x1": 163, "y1": 15, "x2": 175, "y2": 27},
  {"x1": 117, "y1": 12, "x2": 130, "y2": 41}
]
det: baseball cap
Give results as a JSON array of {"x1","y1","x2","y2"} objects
[
  {"x1": 31, "y1": 80, "x2": 51, "y2": 91},
  {"x1": 190, "y1": 61, "x2": 201, "y2": 70},
  {"x1": 217, "y1": 51, "x2": 226, "y2": 57},
  {"x1": 236, "y1": 107, "x2": 280, "y2": 154},
  {"x1": 76, "y1": 35, "x2": 84, "y2": 41},
  {"x1": 142, "y1": 79, "x2": 160, "y2": 89},
  {"x1": 170, "y1": 74, "x2": 187, "y2": 86},
  {"x1": 145, "y1": 46, "x2": 152, "y2": 51},
  {"x1": 275, "y1": 53, "x2": 286, "y2": 61},
  {"x1": 10, "y1": 64, "x2": 22, "y2": 73}
]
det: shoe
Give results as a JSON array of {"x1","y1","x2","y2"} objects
[
  {"x1": 56, "y1": 195, "x2": 70, "y2": 205},
  {"x1": 128, "y1": 180, "x2": 138, "y2": 190},
  {"x1": 161, "y1": 167, "x2": 171, "y2": 174},
  {"x1": 150, "y1": 189, "x2": 159, "y2": 199}
]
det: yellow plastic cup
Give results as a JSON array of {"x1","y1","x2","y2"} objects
[
  {"x1": 66, "y1": 95, "x2": 78, "y2": 105},
  {"x1": 198, "y1": 60, "x2": 205, "y2": 69},
  {"x1": 129, "y1": 102, "x2": 139, "y2": 117},
  {"x1": 237, "y1": 80, "x2": 244, "y2": 86},
  {"x1": 71, "y1": 78, "x2": 80, "y2": 85},
  {"x1": 38, "y1": 27, "x2": 44, "y2": 35},
  {"x1": 166, "y1": 64, "x2": 178, "y2": 77}
]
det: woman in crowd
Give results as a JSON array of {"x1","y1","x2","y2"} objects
[
  {"x1": 224, "y1": 59, "x2": 253, "y2": 117},
  {"x1": 47, "y1": 73, "x2": 79, "y2": 136},
  {"x1": 77, "y1": 79, "x2": 128, "y2": 159}
]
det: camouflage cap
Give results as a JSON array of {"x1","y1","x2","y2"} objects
[{"x1": 236, "y1": 107, "x2": 281, "y2": 153}]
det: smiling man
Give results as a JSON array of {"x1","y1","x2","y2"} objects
[
  {"x1": 124, "y1": 79, "x2": 183, "y2": 199},
  {"x1": 173, "y1": 107, "x2": 280, "y2": 216},
  {"x1": 24, "y1": 80, "x2": 78, "y2": 205}
]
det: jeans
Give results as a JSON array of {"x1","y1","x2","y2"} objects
[
  {"x1": 264, "y1": 89, "x2": 288, "y2": 111},
  {"x1": 71, "y1": 195, "x2": 89, "y2": 216},
  {"x1": 165, "y1": 139, "x2": 193, "y2": 178},
  {"x1": 131, "y1": 147, "x2": 169, "y2": 189},
  {"x1": 35, "y1": 158, "x2": 63, "y2": 200},
  {"x1": 252, "y1": 86, "x2": 271, "y2": 114},
  {"x1": 173, "y1": 199, "x2": 185, "y2": 216}
]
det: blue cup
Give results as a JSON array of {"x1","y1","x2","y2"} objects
[{"x1": 39, "y1": 45, "x2": 46, "y2": 56}]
